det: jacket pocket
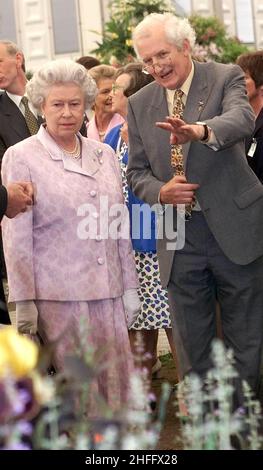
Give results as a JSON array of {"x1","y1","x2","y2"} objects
[{"x1": 234, "y1": 183, "x2": 263, "y2": 209}]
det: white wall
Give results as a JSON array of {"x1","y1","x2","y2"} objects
[
  {"x1": 9, "y1": 0, "x2": 109, "y2": 72},
  {"x1": 1, "y1": 0, "x2": 261, "y2": 75}
]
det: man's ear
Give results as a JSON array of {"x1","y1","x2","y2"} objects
[
  {"x1": 16, "y1": 52, "x2": 24, "y2": 70},
  {"x1": 259, "y1": 85, "x2": 263, "y2": 98},
  {"x1": 182, "y1": 39, "x2": 191, "y2": 56}
]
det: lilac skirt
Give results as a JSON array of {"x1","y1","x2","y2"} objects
[{"x1": 36, "y1": 297, "x2": 134, "y2": 411}]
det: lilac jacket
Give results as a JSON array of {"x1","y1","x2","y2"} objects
[{"x1": 1, "y1": 125, "x2": 138, "y2": 302}]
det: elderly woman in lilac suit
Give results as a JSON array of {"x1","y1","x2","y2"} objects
[{"x1": 1, "y1": 59, "x2": 140, "y2": 410}]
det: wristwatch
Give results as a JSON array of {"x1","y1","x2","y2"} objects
[{"x1": 196, "y1": 121, "x2": 211, "y2": 143}]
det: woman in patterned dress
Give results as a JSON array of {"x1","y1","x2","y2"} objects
[{"x1": 104, "y1": 63, "x2": 179, "y2": 383}]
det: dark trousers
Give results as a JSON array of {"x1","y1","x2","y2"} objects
[
  {"x1": 167, "y1": 212, "x2": 263, "y2": 403},
  {"x1": 0, "y1": 229, "x2": 10, "y2": 324},
  {"x1": 0, "y1": 278, "x2": 10, "y2": 324}
]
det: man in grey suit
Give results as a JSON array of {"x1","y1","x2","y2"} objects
[{"x1": 127, "y1": 13, "x2": 263, "y2": 406}]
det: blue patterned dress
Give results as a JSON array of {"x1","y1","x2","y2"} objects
[{"x1": 105, "y1": 126, "x2": 171, "y2": 330}]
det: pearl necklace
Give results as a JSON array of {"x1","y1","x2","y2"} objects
[
  {"x1": 98, "y1": 130, "x2": 106, "y2": 141},
  {"x1": 59, "y1": 136, "x2": 81, "y2": 160}
]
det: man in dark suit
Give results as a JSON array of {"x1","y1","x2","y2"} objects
[
  {"x1": 0, "y1": 40, "x2": 43, "y2": 165},
  {"x1": 236, "y1": 51, "x2": 263, "y2": 183},
  {"x1": 127, "y1": 13, "x2": 263, "y2": 407},
  {"x1": 0, "y1": 39, "x2": 42, "y2": 324}
]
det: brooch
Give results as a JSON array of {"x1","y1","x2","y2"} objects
[{"x1": 95, "y1": 148, "x2": 103, "y2": 164}]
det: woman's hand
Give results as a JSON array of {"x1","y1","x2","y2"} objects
[
  {"x1": 120, "y1": 122, "x2": 129, "y2": 144},
  {"x1": 16, "y1": 300, "x2": 38, "y2": 335},
  {"x1": 122, "y1": 288, "x2": 141, "y2": 328}
]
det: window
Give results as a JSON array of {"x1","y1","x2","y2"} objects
[
  {"x1": 172, "y1": 0, "x2": 191, "y2": 16},
  {"x1": 235, "y1": 0, "x2": 254, "y2": 43},
  {"x1": 0, "y1": 0, "x2": 17, "y2": 42},
  {"x1": 51, "y1": 0, "x2": 79, "y2": 54}
]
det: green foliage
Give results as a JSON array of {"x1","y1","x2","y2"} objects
[
  {"x1": 190, "y1": 15, "x2": 226, "y2": 47},
  {"x1": 220, "y1": 38, "x2": 250, "y2": 64},
  {"x1": 91, "y1": 2, "x2": 251, "y2": 66},
  {"x1": 189, "y1": 15, "x2": 251, "y2": 63},
  {"x1": 91, "y1": 0, "x2": 175, "y2": 65},
  {"x1": 178, "y1": 340, "x2": 263, "y2": 450}
]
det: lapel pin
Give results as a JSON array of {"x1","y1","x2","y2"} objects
[{"x1": 198, "y1": 100, "x2": 204, "y2": 111}]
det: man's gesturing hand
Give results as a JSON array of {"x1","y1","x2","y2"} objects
[{"x1": 5, "y1": 182, "x2": 34, "y2": 218}]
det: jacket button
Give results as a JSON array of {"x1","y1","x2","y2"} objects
[
  {"x1": 90, "y1": 190, "x2": 97, "y2": 197},
  {"x1": 97, "y1": 257, "x2": 104, "y2": 265},
  {"x1": 96, "y1": 234, "x2": 102, "y2": 241}
]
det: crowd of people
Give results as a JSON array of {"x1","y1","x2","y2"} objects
[{"x1": 0, "y1": 12, "x2": 263, "y2": 418}]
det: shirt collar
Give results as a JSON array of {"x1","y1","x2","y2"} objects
[
  {"x1": 166, "y1": 61, "x2": 194, "y2": 109},
  {"x1": 6, "y1": 91, "x2": 23, "y2": 108}
]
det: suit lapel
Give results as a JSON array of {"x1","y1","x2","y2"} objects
[
  {"x1": 147, "y1": 84, "x2": 172, "y2": 176},
  {"x1": 1, "y1": 93, "x2": 31, "y2": 139},
  {"x1": 184, "y1": 61, "x2": 209, "y2": 123},
  {"x1": 1, "y1": 93, "x2": 44, "y2": 139}
]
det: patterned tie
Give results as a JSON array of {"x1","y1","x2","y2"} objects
[
  {"x1": 21, "y1": 96, "x2": 40, "y2": 135},
  {"x1": 171, "y1": 89, "x2": 185, "y2": 175},
  {"x1": 170, "y1": 89, "x2": 194, "y2": 217}
]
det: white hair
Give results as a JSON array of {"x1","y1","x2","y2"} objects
[
  {"x1": 26, "y1": 59, "x2": 98, "y2": 111},
  {"x1": 132, "y1": 13, "x2": 196, "y2": 58}
]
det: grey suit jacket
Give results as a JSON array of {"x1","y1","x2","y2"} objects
[{"x1": 127, "y1": 61, "x2": 262, "y2": 286}]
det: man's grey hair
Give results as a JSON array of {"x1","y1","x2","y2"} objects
[
  {"x1": 0, "y1": 40, "x2": 26, "y2": 72},
  {"x1": 26, "y1": 59, "x2": 98, "y2": 111},
  {"x1": 132, "y1": 13, "x2": 196, "y2": 58}
]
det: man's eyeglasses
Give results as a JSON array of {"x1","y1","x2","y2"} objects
[
  {"x1": 142, "y1": 52, "x2": 172, "y2": 75},
  {"x1": 112, "y1": 84, "x2": 126, "y2": 94}
]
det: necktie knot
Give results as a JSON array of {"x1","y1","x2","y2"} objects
[
  {"x1": 21, "y1": 96, "x2": 29, "y2": 106},
  {"x1": 21, "y1": 96, "x2": 39, "y2": 135}
]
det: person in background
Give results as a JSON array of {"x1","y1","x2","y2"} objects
[
  {"x1": 75, "y1": 56, "x2": 101, "y2": 125},
  {"x1": 0, "y1": 39, "x2": 43, "y2": 326},
  {"x1": 87, "y1": 65, "x2": 124, "y2": 142},
  {"x1": 76, "y1": 55, "x2": 101, "y2": 70},
  {"x1": 105, "y1": 63, "x2": 182, "y2": 402},
  {"x1": 236, "y1": 51, "x2": 263, "y2": 183},
  {"x1": 0, "y1": 181, "x2": 33, "y2": 323},
  {"x1": 0, "y1": 40, "x2": 43, "y2": 164},
  {"x1": 1, "y1": 59, "x2": 140, "y2": 411},
  {"x1": 127, "y1": 13, "x2": 263, "y2": 409}
]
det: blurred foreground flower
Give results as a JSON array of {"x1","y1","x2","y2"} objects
[
  {"x1": 0, "y1": 323, "x2": 165, "y2": 450},
  {"x1": 0, "y1": 327, "x2": 38, "y2": 378}
]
